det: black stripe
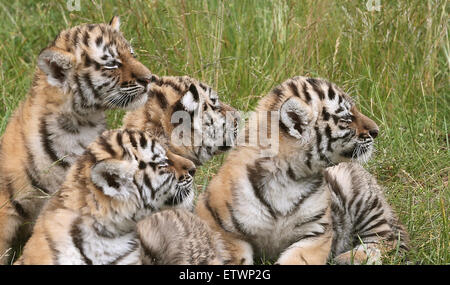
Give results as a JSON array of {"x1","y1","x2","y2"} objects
[
  {"x1": 72, "y1": 27, "x2": 81, "y2": 47},
  {"x1": 226, "y1": 202, "x2": 251, "y2": 237},
  {"x1": 328, "y1": 83, "x2": 336, "y2": 100},
  {"x1": 305, "y1": 150, "x2": 313, "y2": 170},
  {"x1": 95, "y1": 36, "x2": 103, "y2": 47},
  {"x1": 44, "y1": 228, "x2": 60, "y2": 265},
  {"x1": 322, "y1": 107, "x2": 330, "y2": 121},
  {"x1": 172, "y1": 100, "x2": 186, "y2": 116},
  {"x1": 204, "y1": 194, "x2": 230, "y2": 233},
  {"x1": 140, "y1": 241, "x2": 161, "y2": 265},
  {"x1": 335, "y1": 106, "x2": 345, "y2": 113},
  {"x1": 93, "y1": 223, "x2": 116, "y2": 239},
  {"x1": 357, "y1": 216, "x2": 387, "y2": 234},
  {"x1": 198, "y1": 82, "x2": 208, "y2": 91},
  {"x1": 138, "y1": 161, "x2": 146, "y2": 170},
  {"x1": 164, "y1": 80, "x2": 183, "y2": 93},
  {"x1": 285, "y1": 177, "x2": 323, "y2": 216},
  {"x1": 294, "y1": 208, "x2": 327, "y2": 229},
  {"x1": 5, "y1": 177, "x2": 15, "y2": 198},
  {"x1": 331, "y1": 114, "x2": 340, "y2": 124},
  {"x1": 288, "y1": 81, "x2": 300, "y2": 98},
  {"x1": 325, "y1": 125, "x2": 335, "y2": 152},
  {"x1": 287, "y1": 166, "x2": 297, "y2": 181},
  {"x1": 83, "y1": 31, "x2": 90, "y2": 46},
  {"x1": 110, "y1": 240, "x2": 139, "y2": 265},
  {"x1": 324, "y1": 124, "x2": 332, "y2": 140},
  {"x1": 272, "y1": 86, "x2": 283, "y2": 98},
  {"x1": 353, "y1": 198, "x2": 363, "y2": 219},
  {"x1": 347, "y1": 187, "x2": 360, "y2": 211},
  {"x1": 325, "y1": 172, "x2": 347, "y2": 207},
  {"x1": 102, "y1": 172, "x2": 120, "y2": 189},
  {"x1": 354, "y1": 195, "x2": 379, "y2": 227},
  {"x1": 98, "y1": 135, "x2": 116, "y2": 157},
  {"x1": 148, "y1": 162, "x2": 157, "y2": 171},
  {"x1": 74, "y1": 74, "x2": 86, "y2": 103},
  {"x1": 188, "y1": 84, "x2": 200, "y2": 101},
  {"x1": 143, "y1": 173, "x2": 155, "y2": 199},
  {"x1": 358, "y1": 230, "x2": 392, "y2": 240},
  {"x1": 39, "y1": 117, "x2": 70, "y2": 168},
  {"x1": 287, "y1": 111, "x2": 303, "y2": 135},
  {"x1": 152, "y1": 89, "x2": 168, "y2": 109},
  {"x1": 295, "y1": 230, "x2": 326, "y2": 243},
  {"x1": 247, "y1": 162, "x2": 278, "y2": 219},
  {"x1": 315, "y1": 126, "x2": 322, "y2": 150},
  {"x1": 306, "y1": 78, "x2": 325, "y2": 100},
  {"x1": 25, "y1": 167, "x2": 50, "y2": 194},
  {"x1": 10, "y1": 199, "x2": 29, "y2": 219},
  {"x1": 302, "y1": 82, "x2": 311, "y2": 103},
  {"x1": 83, "y1": 73, "x2": 101, "y2": 99},
  {"x1": 139, "y1": 135, "x2": 147, "y2": 149},
  {"x1": 70, "y1": 218, "x2": 93, "y2": 265},
  {"x1": 116, "y1": 131, "x2": 127, "y2": 155},
  {"x1": 315, "y1": 127, "x2": 327, "y2": 161},
  {"x1": 57, "y1": 114, "x2": 79, "y2": 134}
]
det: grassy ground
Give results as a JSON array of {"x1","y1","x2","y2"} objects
[{"x1": 0, "y1": 0, "x2": 448, "y2": 264}]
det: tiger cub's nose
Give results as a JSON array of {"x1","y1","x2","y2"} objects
[{"x1": 369, "y1": 128, "x2": 379, "y2": 139}]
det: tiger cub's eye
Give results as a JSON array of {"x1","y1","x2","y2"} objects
[
  {"x1": 103, "y1": 61, "x2": 119, "y2": 69},
  {"x1": 339, "y1": 115, "x2": 353, "y2": 124}
]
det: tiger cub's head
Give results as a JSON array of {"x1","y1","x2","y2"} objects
[
  {"x1": 37, "y1": 16, "x2": 152, "y2": 113},
  {"x1": 85, "y1": 129, "x2": 196, "y2": 218},
  {"x1": 259, "y1": 76, "x2": 379, "y2": 169},
  {"x1": 123, "y1": 76, "x2": 239, "y2": 166}
]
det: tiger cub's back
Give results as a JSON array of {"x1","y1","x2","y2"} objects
[{"x1": 137, "y1": 209, "x2": 229, "y2": 265}]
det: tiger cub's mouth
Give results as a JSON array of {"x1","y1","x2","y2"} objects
[{"x1": 341, "y1": 140, "x2": 374, "y2": 161}]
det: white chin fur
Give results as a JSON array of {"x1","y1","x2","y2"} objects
[
  {"x1": 353, "y1": 147, "x2": 373, "y2": 164},
  {"x1": 123, "y1": 92, "x2": 148, "y2": 111}
]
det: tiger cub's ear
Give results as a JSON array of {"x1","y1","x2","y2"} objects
[
  {"x1": 109, "y1": 16, "x2": 120, "y2": 31},
  {"x1": 179, "y1": 84, "x2": 200, "y2": 113},
  {"x1": 37, "y1": 47, "x2": 74, "y2": 88},
  {"x1": 90, "y1": 159, "x2": 138, "y2": 200},
  {"x1": 279, "y1": 97, "x2": 312, "y2": 139}
]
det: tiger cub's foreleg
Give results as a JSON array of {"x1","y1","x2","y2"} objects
[
  {"x1": 221, "y1": 235, "x2": 254, "y2": 265},
  {"x1": 0, "y1": 191, "x2": 24, "y2": 264},
  {"x1": 276, "y1": 231, "x2": 333, "y2": 265},
  {"x1": 333, "y1": 244, "x2": 382, "y2": 265},
  {"x1": 276, "y1": 208, "x2": 333, "y2": 265}
]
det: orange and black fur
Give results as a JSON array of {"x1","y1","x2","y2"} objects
[
  {"x1": 196, "y1": 76, "x2": 408, "y2": 264},
  {"x1": 15, "y1": 129, "x2": 196, "y2": 265},
  {"x1": 123, "y1": 76, "x2": 239, "y2": 166},
  {"x1": 137, "y1": 209, "x2": 230, "y2": 265},
  {"x1": 0, "y1": 16, "x2": 153, "y2": 263}
]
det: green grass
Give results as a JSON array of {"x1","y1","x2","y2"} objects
[{"x1": 0, "y1": 0, "x2": 448, "y2": 264}]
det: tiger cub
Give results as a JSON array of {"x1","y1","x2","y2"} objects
[
  {"x1": 137, "y1": 209, "x2": 230, "y2": 265},
  {"x1": 123, "y1": 76, "x2": 239, "y2": 166},
  {"x1": 196, "y1": 76, "x2": 408, "y2": 264},
  {"x1": 0, "y1": 17, "x2": 153, "y2": 263},
  {"x1": 14, "y1": 129, "x2": 196, "y2": 265}
]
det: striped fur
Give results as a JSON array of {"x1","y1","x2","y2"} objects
[
  {"x1": 123, "y1": 76, "x2": 239, "y2": 166},
  {"x1": 195, "y1": 76, "x2": 401, "y2": 264},
  {"x1": 326, "y1": 162, "x2": 409, "y2": 264},
  {"x1": 14, "y1": 129, "x2": 196, "y2": 265},
  {"x1": 0, "y1": 16, "x2": 152, "y2": 264},
  {"x1": 137, "y1": 209, "x2": 230, "y2": 265}
]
